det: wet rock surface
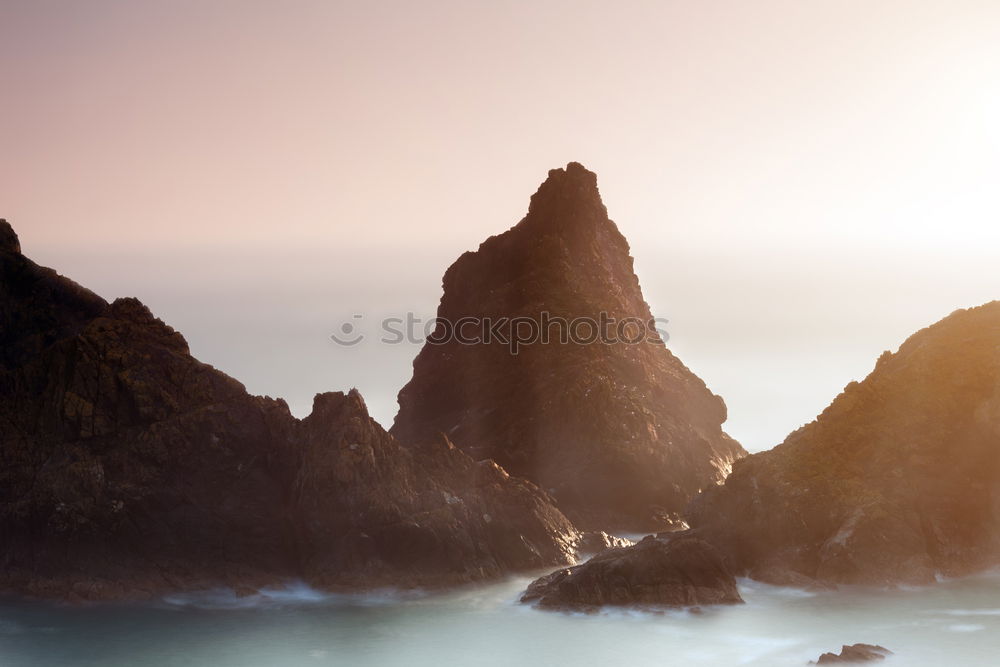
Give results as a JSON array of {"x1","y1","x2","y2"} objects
[
  {"x1": 392, "y1": 163, "x2": 745, "y2": 532},
  {"x1": 0, "y1": 225, "x2": 579, "y2": 600},
  {"x1": 521, "y1": 533, "x2": 743, "y2": 611}
]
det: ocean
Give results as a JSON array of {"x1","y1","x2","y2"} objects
[{"x1": 3, "y1": 567, "x2": 1000, "y2": 666}]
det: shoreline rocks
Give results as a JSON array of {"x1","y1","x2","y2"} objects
[
  {"x1": 686, "y1": 302, "x2": 1000, "y2": 587},
  {"x1": 521, "y1": 533, "x2": 743, "y2": 612},
  {"x1": 521, "y1": 300, "x2": 1000, "y2": 613},
  {"x1": 0, "y1": 223, "x2": 579, "y2": 601}
]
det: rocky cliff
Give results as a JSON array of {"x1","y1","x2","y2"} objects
[
  {"x1": 294, "y1": 393, "x2": 580, "y2": 590},
  {"x1": 687, "y1": 302, "x2": 1000, "y2": 586},
  {"x1": 391, "y1": 163, "x2": 745, "y2": 531},
  {"x1": 0, "y1": 219, "x2": 578, "y2": 600}
]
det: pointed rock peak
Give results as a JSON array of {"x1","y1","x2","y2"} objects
[
  {"x1": 526, "y1": 162, "x2": 607, "y2": 225},
  {"x1": 346, "y1": 387, "x2": 370, "y2": 413},
  {"x1": 393, "y1": 162, "x2": 745, "y2": 531},
  {"x1": 545, "y1": 161, "x2": 598, "y2": 186},
  {"x1": 109, "y1": 296, "x2": 156, "y2": 322},
  {"x1": 0, "y1": 219, "x2": 21, "y2": 254},
  {"x1": 308, "y1": 389, "x2": 371, "y2": 423},
  {"x1": 107, "y1": 297, "x2": 191, "y2": 353}
]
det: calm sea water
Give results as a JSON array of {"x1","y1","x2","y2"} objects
[{"x1": 2, "y1": 568, "x2": 999, "y2": 666}]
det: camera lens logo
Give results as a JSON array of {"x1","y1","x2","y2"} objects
[{"x1": 330, "y1": 314, "x2": 365, "y2": 346}]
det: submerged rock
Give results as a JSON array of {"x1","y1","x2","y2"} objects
[
  {"x1": 392, "y1": 162, "x2": 744, "y2": 531},
  {"x1": 0, "y1": 222, "x2": 579, "y2": 600},
  {"x1": 521, "y1": 533, "x2": 743, "y2": 611},
  {"x1": 688, "y1": 302, "x2": 1000, "y2": 587},
  {"x1": 814, "y1": 644, "x2": 892, "y2": 663}
]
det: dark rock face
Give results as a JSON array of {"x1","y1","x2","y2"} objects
[
  {"x1": 295, "y1": 400, "x2": 579, "y2": 590},
  {"x1": 814, "y1": 644, "x2": 892, "y2": 663},
  {"x1": 521, "y1": 533, "x2": 743, "y2": 611},
  {"x1": 0, "y1": 224, "x2": 578, "y2": 600},
  {"x1": 392, "y1": 163, "x2": 745, "y2": 531},
  {"x1": 0, "y1": 219, "x2": 20, "y2": 254},
  {"x1": 688, "y1": 302, "x2": 1000, "y2": 587}
]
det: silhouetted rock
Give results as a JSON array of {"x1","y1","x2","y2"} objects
[
  {"x1": 688, "y1": 302, "x2": 1000, "y2": 586},
  {"x1": 814, "y1": 644, "x2": 892, "y2": 663},
  {"x1": 521, "y1": 533, "x2": 743, "y2": 611},
  {"x1": 295, "y1": 400, "x2": 579, "y2": 590},
  {"x1": 0, "y1": 221, "x2": 578, "y2": 600},
  {"x1": 392, "y1": 163, "x2": 745, "y2": 531},
  {"x1": 0, "y1": 219, "x2": 19, "y2": 254}
]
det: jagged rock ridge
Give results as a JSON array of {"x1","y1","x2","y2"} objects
[
  {"x1": 518, "y1": 302, "x2": 1000, "y2": 611},
  {"x1": 686, "y1": 302, "x2": 1000, "y2": 586},
  {"x1": 0, "y1": 220, "x2": 578, "y2": 600},
  {"x1": 392, "y1": 163, "x2": 745, "y2": 531}
]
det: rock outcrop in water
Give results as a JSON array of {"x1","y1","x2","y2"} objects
[
  {"x1": 521, "y1": 533, "x2": 743, "y2": 611},
  {"x1": 0, "y1": 219, "x2": 578, "y2": 600},
  {"x1": 686, "y1": 302, "x2": 1000, "y2": 587},
  {"x1": 295, "y1": 409, "x2": 580, "y2": 591},
  {"x1": 391, "y1": 163, "x2": 745, "y2": 531},
  {"x1": 814, "y1": 644, "x2": 892, "y2": 664}
]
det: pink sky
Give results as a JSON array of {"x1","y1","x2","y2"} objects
[{"x1": 3, "y1": 0, "x2": 999, "y2": 450}]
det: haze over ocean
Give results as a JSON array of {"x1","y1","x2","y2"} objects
[{"x1": 3, "y1": 0, "x2": 999, "y2": 451}]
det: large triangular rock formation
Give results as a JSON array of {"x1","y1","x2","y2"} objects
[{"x1": 391, "y1": 163, "x2": 745, "y2": 531}]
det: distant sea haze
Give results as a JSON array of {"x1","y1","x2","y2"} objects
[{"x1": 30, "y1": 236, "x2": 996, "y2": 455}]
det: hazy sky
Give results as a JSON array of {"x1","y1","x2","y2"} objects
[{"x1": 3, "y1": 0, "x2": 999, "y2": 451}]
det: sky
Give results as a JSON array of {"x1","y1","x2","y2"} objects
[{"x1": 2, "y1": 0, "x2": 999, "y2": 451}]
